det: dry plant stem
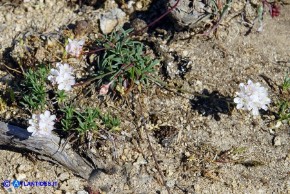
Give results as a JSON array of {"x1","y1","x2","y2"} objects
[
  {"x1": 262, "y1": 0, "x2": 272, "y2": 13},
  {"x1": 1, "y1": 63, "x2": 22, "y2": 74},
  {"x1": 73, "y1": 71, "x2": 115, "y2": 87},
  {"x1": 0, "y1": 121, "x2": 96, "y2": 180},
  {"x1": 134, "y1": 0, "x2": 181, "y2": 35},
  {"x1": 204, "y1": 18, "x2": 222, "y2": 36},
  {"x1": 83, "y1": 47, "x2": 106, "y2": 55},
  {"x1": 142, "y1": 119, "x2": 172, "y2": 194},
  {"x1": 204, "y1": 1, "x2": 232, "y2": 36},
  {"x1": 83, "y1": 34, "x2": 116, "y2": 55}
]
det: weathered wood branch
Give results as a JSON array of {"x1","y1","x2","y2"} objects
[{"x1": 0, "y1": 121, "x2": 97, "y2": 180}]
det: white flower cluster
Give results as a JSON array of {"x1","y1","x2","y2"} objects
[
  {"x1": 48, "y1": 63, "x2": 75, "y2": 91},
  {"x1": 65, "y1": 38, "x2": 85, "y2": 57},
  {"x1": 27, "y1": 111, "x2": 56, "y2": 137},
  {"x1": 234, "y1": 80, "x2": 271, "y2": 116}
]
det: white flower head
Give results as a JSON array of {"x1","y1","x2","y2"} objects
[
  {"x1": 65, "y1": 38, "x2": 85, "y2": 57},
  {"x1": 57, "y1": 73, "x2": 75, "y2": 91},
  {"x1": 47, "y1": 69, "x2": 59, "y2": 84},
  {"x1": 27, "y1": 111, "x2": 56, "y2": 137},
  {"x1": 48, "y1": 62, "x2": 75, "y2": 92},
  {"x1": 27, "y1": 114, "x2": 40, "y2": 136},
  {"x1": 234, "y1": 80, "x2": 271, "y2": 116}
]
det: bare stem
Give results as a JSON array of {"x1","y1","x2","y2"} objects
[
  {"x1": 142, "y1": 119, "x2": 172, "y2": 194},
  {"x1": 83, "y1": 47, "x2": 106, "y2": 55},
  {"x1": 134, "y1": 0, "x2": 181, "y2": 34}
]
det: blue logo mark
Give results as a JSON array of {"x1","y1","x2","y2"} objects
[
  {"x1": 2, "y1": 180, "x2": 10, "y2": 188},
  {"x1": 12, "y1": 180, "x2": 21, "y2": 188}
]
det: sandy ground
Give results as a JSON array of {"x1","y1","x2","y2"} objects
[{"x1": 0, "y1": 0, "x2": 289, "y2": 194}]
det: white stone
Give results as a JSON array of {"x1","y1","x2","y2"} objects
[
  {"x1": 166, "y1": 61, "x2": 178, "y2": 78},
  {"x1": 128, "y1": 1, "x2": 135, "y2": 9},
  {"x1": 274, "y1": 136, "x2": 282, "y2": 146},
  {"x1": 67, "y1": 178, "x2": 81, "y2": 190},
  {"x1": 77, "y1": 191, "x2": 89, "y2": 194},
  {"x1": 15, "y1": 173, "x2": 26, "y2": 181},
  {"x1": 35, "y1": 172, "x2": 42, "y2": 178},
  {"x1": 182, "y1": 50, "x2": 189, "y2": 56},
  {"x1": 15, "y1": 25, "x2": 21, "y2": 32},
  {"x1": 274, "y1": 121, "x2": 282, "y2": 129},
  {"x1": 166, "y1": 179, "x2": 176, "y2": 187},
  {"x1": 58, "y1": 172, "x2": 70, "y2": 181},
  {"x1": 54, "y1": 190, "x2": 62, "y2": 194},
  {"x1": 17, "y1": 164, "x2": 32, "y2": 173},
  {"x1": 100, "y1": 8, "x2": 126, "y2": 34},
  {"x1": 133, "y1": 155, "x2": 147, "y2": 166},
  {"x1": 136, "y1": 2, "x2": 143, "y2": 9}
]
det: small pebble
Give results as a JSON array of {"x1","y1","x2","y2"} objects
[
  {"x1": 182, "y1": 50, "x2": 189, "y2": 56},
  {"x1": 77, "y1": 190, "x2": 89, "y2": 194},
  {"x1": 133, "y1": 155, "x2": 147, "y2": 166},
  {"x1": 58, "y1": 172, "x2": 70, "y2": 181},
  {"x1": 54, "y1": 190, "x2": 62, "y2": 194},
  {"x1": 17, "y1": 164, "x2": 32, "y2": 173},
  {"x1": 15, "y1": 173, "x2": 26, "y2": 181},
  {"x1": 15, "y1": 25, "x2": 21, "y2": 32},
  {"x1": 273, "y1": 136, "x2": 281, "y2": 146},
  {"x1": 185, "y1": 151, "x2": 191, "y2": 157},
  {"x1": 74, "y1": 20, "x2": 92, "y2": 37},
  {"x1": 136, "y1": 2, "x2": 143, "y2": 9},
  {"x1": 100, "y1": 8, "x2": 126, "y2": 34},
  {"x1": 274, "y1": 121, "x2": 282, "y2": 129},
  {"x1": 166, "y1": 179, "x2": 176, "y2": 187}
]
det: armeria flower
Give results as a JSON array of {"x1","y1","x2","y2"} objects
[
  {"x1": 234, "y1": 80, "x2": 271, "y2": 116},
  {"x1": 27, "y1": 110, "x2": 56, "y2": 137},
  {"x1": 27, "y1": 114, "x2": 40, "y2": 136},
  {"x1": 57, "y1": 73, "x2": 75, "y2": 91},
  {"x1": 65, "y1": 38, "x2": 85, "y2": 57},
  {"x1": 48, "y1": 62, "x2": 75, "y2": 91}
]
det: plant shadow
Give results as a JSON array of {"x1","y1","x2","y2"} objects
[{"x1": 190, "y1": 89, "x2": 234, "y2": 121}]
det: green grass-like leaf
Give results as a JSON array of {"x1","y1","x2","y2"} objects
[
  {"x1": 93, "y1": 28, "x2": 159, "y2": 94},
  {"x1": 21, "y1": 66, "x2": 49, "y2": 111},
  {"x1": 282, "y1": 74, "x2": 290, "y2": 91}
]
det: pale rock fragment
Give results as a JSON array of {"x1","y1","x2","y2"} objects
[
  {"x1": 100, "y1": 8, "x2": 126, "y2": 34},
  {"x1": 15, "y1": 173, "x2": 26, "y2": 181},
  {"x1": 273, "y1": 136, "x2": 282, "y2": 146}
]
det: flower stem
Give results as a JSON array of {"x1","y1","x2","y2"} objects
[
  {"x1": 134, "y1": 0, "x2": 181, "y2": 35},
  {"x1": 83, "y1": 47, "x2": 106, "y2": 55}
]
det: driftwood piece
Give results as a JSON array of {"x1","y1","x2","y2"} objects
[{"x1": 0, "y1": 121, "x2": 96, "y2": 180}]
